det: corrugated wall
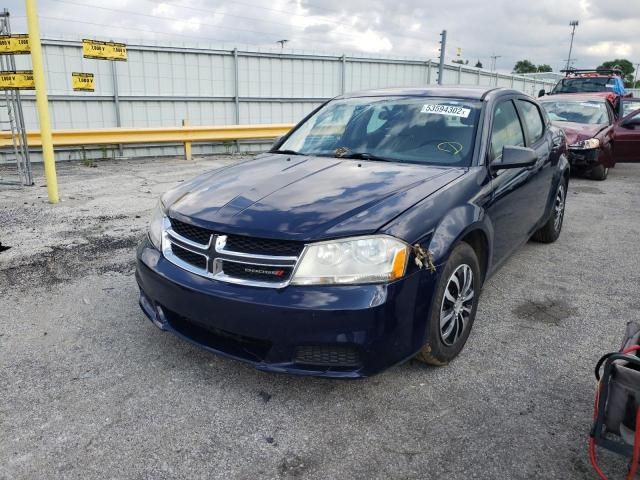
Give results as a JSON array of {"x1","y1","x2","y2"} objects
[{"x1": 1, "y1": 38, "x2": 557, "y2": 162}]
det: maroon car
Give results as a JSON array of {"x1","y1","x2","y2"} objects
[{"x1": 539, "y1": 94, "x2": 640, "y2": 180}]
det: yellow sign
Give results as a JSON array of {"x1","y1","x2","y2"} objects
[
  {"x1": 72, "y1": 72, "x2": 95, "y2": 91},
  {"x1": 0, "y1": 34, "x2": 30, "y2": 54},
  {"x1": 82, "y1": 39, "x2": 127, "y2": 61},
  {"x1": 0, "y1": 70, "x2": 35, "y2": 90}
]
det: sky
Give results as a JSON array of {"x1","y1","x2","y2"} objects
[{"x1": 3, "y1": 0, "x2": 638, "y2": 73}]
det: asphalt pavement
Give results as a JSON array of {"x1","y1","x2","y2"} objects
[{"x1": 2, "y1": 156, "x2": 639, "y2": 479}]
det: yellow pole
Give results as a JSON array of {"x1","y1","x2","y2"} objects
[
  {"x1": 25, "y1": 0, "x2": 58, "y2": 203},
  {"x1": 182, "y1": 119, "x2": 192, "y2": 161}
]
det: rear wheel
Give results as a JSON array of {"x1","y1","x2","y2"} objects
[
  {"x1": 532, "y1": 180, "x2": 566, "y2": 243},
  {"x1": 414, "y1": 242, "x2": 481, "y2": 366},
  {"x1": 591, "y1": 164, "x2": 609, "y2": 181}
]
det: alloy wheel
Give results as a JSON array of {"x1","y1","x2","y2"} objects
[
  {"x1": 553, "y1": 183, "x2": 566, "y2": 232},
  {"x1": 440, "y1": 264, "x2": 474, "y2": 346}
]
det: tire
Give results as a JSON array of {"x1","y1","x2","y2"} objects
[
  {"x1": 531, "y1": 179, "x2": 567, "y2": 243},
  {"x1": 590, "y1": 164, "x2": 609, "y2": 181},
  {"x1": 414, "y1": 242, "x2": 481, "y2": 366}
]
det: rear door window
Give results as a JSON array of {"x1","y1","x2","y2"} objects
[
  {"x1": 517, "y1": 100, "x2": 545, "y2": 144},
  {"x1": 490, "y1": 100, "x2": 525, "y2": 161},
  {"x1": 621, "y1": 99, "x2": 640, "y2": 118}
]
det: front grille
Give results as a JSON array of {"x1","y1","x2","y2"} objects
[
  {"x1": 166, "y1": 217, "x2": 302, "y2": 287},
  {"x1": 294, "y1": 346, "x2": 361, "y2": 367},
  {"x1": 169, "y1": 218, "x2": 212, "y2": 245},
  {"x1": 221, "y1": 261, "x2": 293, "y2": 283},
  {"x1": 226, "y1": 235, "x2": 304, "y2": 257},
  {"x1": 170, "y1": 243, "x2": 207, "y2": 270},
  {"x1": 169, "y1": 218, "x2": 304, "y2": 257}
]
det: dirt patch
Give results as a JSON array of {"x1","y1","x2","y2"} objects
[
  {"x1": 0, "y1": 233, "x2": 142, "y2": 289},
  {"x1": 513, "y1": 298, "x2": 578, "y2": 326}
]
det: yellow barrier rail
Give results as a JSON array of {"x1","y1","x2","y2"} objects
[{"x1": 0, "y1": 123, "x2": 295, "y2": 148}]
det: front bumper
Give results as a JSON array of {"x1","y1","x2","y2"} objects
[
  {"x1": 568, "y1": 148, "x2": 601, "y2": 167},
  {"x1": 135, "y1": 238, "x2": 438, "y2": 378}
]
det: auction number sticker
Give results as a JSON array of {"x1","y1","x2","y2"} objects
[{"x1": 421, "y1": 104, "x2": 471, "y2": 118}]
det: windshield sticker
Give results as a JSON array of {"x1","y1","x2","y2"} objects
[
  {"x1": 437, "y1": 142, "x2": 464, "y2": 155},
  {"x1": 580, "y1": 102, "x2": 601, "y2": 108},
  {"x1": 421, "y1": 104, "x2": 471, "y2": 118}
]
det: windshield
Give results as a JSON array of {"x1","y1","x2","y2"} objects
[
  {"x1": 551, "y1": 77, "x2": 615, "y2": 94},
  {"x1": 539, "y1": 99, "x2": 609, "y2": 125},
  {"x1": 277, "y1": 96, "x2": 482, "y2": 166}
]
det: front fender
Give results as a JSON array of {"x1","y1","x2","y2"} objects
[
  {"x1": 427, "y1": 205, "x2": 493, "y2": 268},
  {"x1": 558, "y1": 152, "x2": 570, "y2": 180},
  {"x1": 381, "y1": 168, "x2": 493, "y2": 272},
  {"x1": 542, "y1": 153, "x2": 570, "y2": 221}
]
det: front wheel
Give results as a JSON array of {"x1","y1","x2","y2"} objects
[
  {"x1": 590, "y1": 164, "x2": 609, "y2": 181},
  {"x1": 532, "y1": 180, "x2": 567, "y2": 243},
  {"x1": 414, "y1": 242, "x2": 481, "y2": 366}
]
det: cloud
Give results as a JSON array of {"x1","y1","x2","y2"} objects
[
  {"x1": 2, "y1": 0, "x2": 637, "y2": 73},
  {"x1": 586, "y1": 0, "x2": 640, "y2": 20},
  {"x1": 585, "y1": 41, "x2": 633, "y2": 58},
  {"x1": 152, "y1": 3, "x2": 174, "y2": 16},
  {"x1": 303, "y1": 24, "x2": 332, "y2": 35}
]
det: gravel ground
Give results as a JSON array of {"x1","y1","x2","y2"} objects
[{"x1": 2, "y1": 156, "x2": 639, "y2": 480}]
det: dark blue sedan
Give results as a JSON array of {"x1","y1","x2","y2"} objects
[{"x1": 136, "y1": 87, "x2": 569, "y2": 377}]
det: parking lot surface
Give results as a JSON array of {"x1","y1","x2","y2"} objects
[{"x1": 2, "y1": 156, "x2": 639, "y2": 479}]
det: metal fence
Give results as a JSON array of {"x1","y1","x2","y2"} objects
[{"x1": 1, "y1": 37, "x2": 557, "y2": 162}]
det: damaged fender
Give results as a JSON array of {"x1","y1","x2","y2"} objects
[{"x1": 427, "y1": 205, "x2": 493, "y2": 269}]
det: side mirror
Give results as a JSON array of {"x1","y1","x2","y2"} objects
[
  {"x1": 538, "y1": 89, "x2": 546, "y2": 98},
  {"x1": 491, "y1": 146, "x2": 537, "y2": 171}
]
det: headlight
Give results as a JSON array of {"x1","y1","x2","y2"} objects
[
  {"x1": 569, "y1": 138, "x2": 600, "y2": 150},
  {"x1": 148, "y1": 201, "x2": 166, "y2": 250},
  {"x1": 290, "y1": 235, "x2": 409, "y2": 285}
]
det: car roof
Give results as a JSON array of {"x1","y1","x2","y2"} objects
[
  {"x1": 337, "y1": 86, "x2": 520, "y2": 101},
  {"x1": 540, "y1": 93, "x2": 610, "y2": 103}
]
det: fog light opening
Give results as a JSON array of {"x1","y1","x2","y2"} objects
[{"x1": 154, "y1": 305, "x2": 169, "y2": 330}]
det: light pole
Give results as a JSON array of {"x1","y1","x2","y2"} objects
[
  {"x1": 633, "y1": 63, "x2": 639, "y2": 88},
  {"x1": 565, "y1": 20, "x2": 579, "y2": 71},
  {"x1": 437, "y1": 30, "x2": 446, "y2": 85},
  {"x1": 490, "y1": 55, "x2": 502, "y2": 72}
]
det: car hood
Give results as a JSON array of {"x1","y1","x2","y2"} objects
[
  {"x1": 553, "y1": 121, "x2": 607, "y2": 146},
  {"x1": 163, "y1": 154, "x2": 465, "y2": 241}
]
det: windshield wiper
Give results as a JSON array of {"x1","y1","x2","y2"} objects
[
  {"x1": 335, "y1": 151, "x2": 393, "y2": 162},
  {"x1": 272, "y1": 149, "x2": 303, "y2": 155}
]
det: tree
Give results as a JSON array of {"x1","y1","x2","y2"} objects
[
  {"x1": 475, "y1": 60, "x2": 483, "y2": 69},
  {"x1": 452, "y1": 59, "x2": 469, "y2": 65},
  {"x1": 537, "y1": 64, "x2": 553, "y2": 73},
  {"x1": 596, "y1": 59, "x2": 635, "y2": 87},
  {"x1": 513, "y1": 59, "x2": 537, "y2": 74}
]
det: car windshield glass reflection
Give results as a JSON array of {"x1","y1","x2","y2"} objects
[
  {"x1": 279, "y1": 96, "x2": 482, "y2": 167},
  {"x1": 540, "y1": 100, "x2": 609, "y2": 125}
]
